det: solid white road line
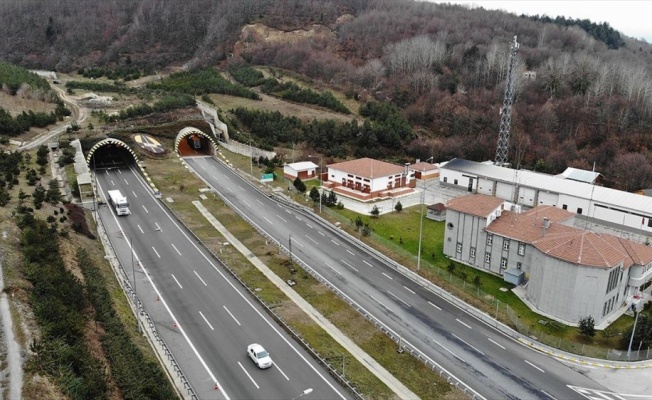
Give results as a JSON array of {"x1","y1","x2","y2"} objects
[
  {"x1": 275, "y1": 363, "x2": 290, "y2": 381},
  {"x1": 171, "y1": 243, "x2": 182, "y2": 256},
  {"x1": 326, "y1": 264, "x2": 343, "y2": 276},
  {"x1": 387, "y1": 291, "x2": 411, "y2": 308},
  {"x1": 456, "y1": 318, "x2": 472, "y2": 329},
  {"x1": 340, "y1": 259, "x2": 358, "y2": 272},
  {"x1": 199, "y1": 311, "x2": 214, "y2": 331},
  {"x1": 540, "y1": 390, "x2": 557, "y2": 400},
  {"x1": 488, "y1": 338, "x2": 505, "y2": 350},
  {"x1": 524, "y1": 360, "x2": 545, "y2": 373},
  {"x1": 433, "y1": 339, "x2": 464, "y2": 362},
  {"x1": 452, "y1": 333, "x2": 485, "y2": 356},
  {"x1": 403, "y1": 285, "x2": 415, "y2": 295},
  {"x1": 238, "y1": 362, "x2": 259, "y2": 389},
  {"x1": 369, "y1": 294, "x2": 391, "y2": 310},
  {"x1": 381, "y1": 272, "x2": 393, "y2": 280},
  {"x1": 363, "y1": 260, "x2": 373, "y2": 268},
  {"x1": 152, "y1": 246, "x2": 161, "y2": 258},
  {"x1": 142, "y1": 205, "x2": 149, "y2": 213},
  {"x1": 194, "y1": 270, "x2": 208, "y2": 286},
  {"x1": 223, "y1": 305, "x2": 241, "y2": 326},
  {"x1": 171, "y1": 274, "x2": 183, "y2": 289},
  {"x1": 137, "y1": 224, "x2": 144, "y2": 234},
  {"x1": 428, "y1": 301, "x2": 442, "y2": 310}
]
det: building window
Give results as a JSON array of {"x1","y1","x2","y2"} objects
[
  {"x1": 503, "y1": 240, "x2": 510, "y2": 251},
  {"x1": 648, "y1": 219, "x2": 652, "y2": 228},
  {"x1": 454, "y1": 179, "x2": 458, "y2": 185},
  {"x1": 518, "y1": 242, "x2": 525, "y2": 256},
  {"x1": 577, "y1": 207, "x2": 583, "y2": 214},
  {"x1": 487, "y1": 234, "x2": 493, "y2": 246},
  {"x1": 562, "y1": 204, "x2": 567, "y2": 210},
  {"x1": 501, "y1": 257, "x2": 508, "y2": 269},
  {"x1": 456, "y1": 242, "x2": 462, "y2": 253},
  {"x1": 470, "y1": 247, "x2": 476, "y2": 258},
  {"x1": 443, "y1": 177, "x2": 448, "y2": 183},
  {"x1": 484, "y1": 252, "x2": 491, "y2": 263},
  {"x1": 516, "y1": 262, "x2": 522, "y2": 270}
]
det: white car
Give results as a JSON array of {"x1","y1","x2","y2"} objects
[{"x1": 247, "y1": 343, "x2": 273, "y2": 369}]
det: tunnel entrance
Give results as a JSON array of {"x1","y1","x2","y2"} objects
[
  {"x1": 175, "y1": 127, "x2": 217, "y2": 157},
  {"x1": 86, "y1": 138, "x2": 139, "y2": 171}
]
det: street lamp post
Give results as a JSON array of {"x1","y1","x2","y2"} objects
[
  {"x1": 308, "y1": 155, "x2": 323, "y2": 213},
  {"x1": 291, "y1": 388, "x2": 313, "y2": 400},
  {"x1": 417, "y1": 156, "x2": 434, "y2": 272},
  {"x1": 244, "y1": 131, "x2": 253, "y2": 182},
  {"x1": 130, "y1": 236, "x2": 141, "y2": 334},
  {"x1": 627, "y1": 307, "x2": 641, "y2": 359}
]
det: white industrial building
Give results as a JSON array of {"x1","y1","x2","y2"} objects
[
  {"x1": 439, "y1": 158, "x2": 652, "y2": 236},
  {"x1": 444, "y1": 194, "x2": 652, "y2": 327},
  {"x1": 325, "y1": 158, "x2": 414, "y2": 200}
]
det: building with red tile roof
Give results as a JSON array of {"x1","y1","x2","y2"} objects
[
  {"x1": 444, "y1": 194, "x2": 652, "y2": 327},
  {"x1": 326, "y1": 158, "x2": 414, "y2": 200}
]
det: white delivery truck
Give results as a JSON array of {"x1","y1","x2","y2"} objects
[{"x1": 107, "y1": 190, "x2": 131, "y2": 216}]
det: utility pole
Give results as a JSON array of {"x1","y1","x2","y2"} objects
[
  {"x1": 309, "y1": 155, "x2": 323, "y2": 213},
  {"x1": 417, "y1": 157, "x2": 433, "y2": 271},
  {"x1": 130, "y1": 236, "x2": 141, "y2": 333},
  {"x1": 494, "y1": 35, "x2": 519, "y2": 167}
]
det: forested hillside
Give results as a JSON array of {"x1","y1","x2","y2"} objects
[{"x1": 2, "y1": 0, "x2": 652, "y2": 190}]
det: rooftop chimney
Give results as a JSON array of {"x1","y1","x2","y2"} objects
[{"x1": 542, "y1": 217, "x2": 550, "y2": 237}]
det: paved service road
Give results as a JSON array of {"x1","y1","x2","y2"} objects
[
  {"x1": 95, "y1": 164, "x2": 350, "y2": 400},
  {"x1": 186, "y1": 155, "x2": 614, "y2": 400}
]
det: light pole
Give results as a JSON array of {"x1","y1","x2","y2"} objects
[
  {"x1": 291, "y1": 388, "x2": 313, "y2": 400},
  {"x1": 417, "y1": 156, "x2": 434, "y2": 272},
  {"x1": 627, "y1": 304, "x2": 641, "y2": 359},
  {"x1": 129, "y1": 236, "x2": 141, "y2": 333},
  {"x1": 244, "y1": 131, "x2": 253, "y2": 182},
  {"x1": 308, "y1": 155, "x2": 323, "y2": 213},
  {"x1": 288, "y1": 233, "x2": 295, "y2": 273}
]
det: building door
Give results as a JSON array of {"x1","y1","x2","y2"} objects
[{"x1": 468, "y1": 178, "x2": 474, "y2": 192}]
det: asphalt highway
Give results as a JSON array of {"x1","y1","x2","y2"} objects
[
  {"x1": 185, "y1": 155, "x2": 612, "y2": 400},
  {"x1": 94, "y1": 164, "x2": 350, "y2": 400}
]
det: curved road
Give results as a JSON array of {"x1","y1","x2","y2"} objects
[{"x1": 185, "y1": 155, "x2": 612, "y2": 400}]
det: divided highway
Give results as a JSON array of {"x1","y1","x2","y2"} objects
[
  {"x1": 185, "y1": 155, "x2": 611, "y2": 400},
  {"x1": 95, "y1": 164, "x2": 350, "y2": 400}
]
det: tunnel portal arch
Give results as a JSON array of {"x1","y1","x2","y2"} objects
[
  {"x1": 175, "y1": 127, "x2": 218, "y2": 156},
  {"x1": 85, "y1": 138, "x2": 140, "y2": 166}
]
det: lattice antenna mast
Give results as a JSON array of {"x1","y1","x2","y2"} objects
[{"x1": 494, "y1": 35, "x2": 519, "y2": 166}]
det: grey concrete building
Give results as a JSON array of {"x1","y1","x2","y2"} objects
[{"x1": 444, "y1": 194, "x2": 652, "y2": 327}]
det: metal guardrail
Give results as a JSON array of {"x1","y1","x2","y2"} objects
[
  {"x1": 319, "y1": 208, "x2": 652, "y2": 365},
  {"x1": 95, "y1": 212, "x2": 198, "y2": 400},
  {"x1": 205, "y1": 182, "x2": 484, "y2": 399},
  {"x1": 161, "y1": 192, "x2": 366, "y2": 400}
]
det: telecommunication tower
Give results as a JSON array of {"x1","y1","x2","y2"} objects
[{"x1": 494, "y1": 35, "x2": 519, "y2": 166}]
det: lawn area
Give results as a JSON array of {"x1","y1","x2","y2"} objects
[
  {"x1": 214, "y1": 145, "x2": 642, "y2": 359},
  {"x1": 143, "y1": 150, "x2": 464, "y2": 399}
]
